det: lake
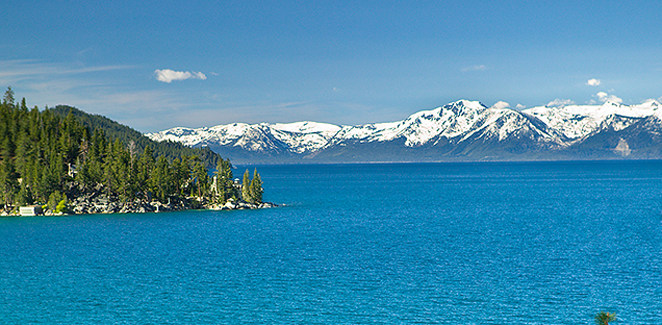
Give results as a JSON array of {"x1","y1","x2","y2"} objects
[{"x1": 0, "y1": 161, "x2": 660, "y2": 324}]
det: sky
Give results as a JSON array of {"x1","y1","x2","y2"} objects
[{"x1": 2, "y1": 1, "x2": 662, "y2": 132}]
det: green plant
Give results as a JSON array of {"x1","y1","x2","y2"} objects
[{"x1": 595, "y1": 311, "x2": 616, "y2": 325}]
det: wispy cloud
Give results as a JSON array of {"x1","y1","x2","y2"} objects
[
  {"x1": 586, "y1": 78, "x2": 601, "y2": 86},
  {"x1": 547, "y1": 98, "x2": 574, "y2": 107},
  {"x1": 461, "y1": 64, "x2": 487, "y2": 72},
  {"x1": 0, "y1": 60, "x2": 202, "y2": 131},
  {"x1": 0, "y1": 59, "x2": 137, "y2": 108},
  {"x1": 154, "y1": 69, "x2": 207, "y2": 83},
  {"x1": 0, "y1": 59, "x2": 131, "y2": 82},
  {"x1": 41, "y1": 87, "x2": 209, "y2": 131}
]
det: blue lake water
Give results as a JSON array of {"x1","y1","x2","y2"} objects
[{"x1": 1, "y1": 161, "x2": 660, "y2": 324}]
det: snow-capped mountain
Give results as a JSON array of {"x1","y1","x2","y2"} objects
[
  {"x1": 522, "y1": 99, "x2": 661, "y2": 139},
  {"x1": 147, "y1": 99, "x2": 662, "y2": 163}
]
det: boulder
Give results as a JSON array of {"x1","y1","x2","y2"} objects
[
  {"x1": 258, "y1": 202, "x2": 277, "y2": 209},
  {"x1": 222, "y1": 201, "x2": 237, "y2": 210}
]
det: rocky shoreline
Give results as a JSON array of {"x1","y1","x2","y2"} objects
[
  {"x1": 207, "y1": 199, "x2": 278, "y2": 211},
  {"x1": 2, "y1": 191, "x2": 277, "y2": 217},
  {"x1": 67, "y1": 195, "x2": 277, "y2": 215}
]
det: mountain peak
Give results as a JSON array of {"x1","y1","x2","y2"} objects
[
  {"x1": 148, "y1": 99, "x2": 662, "y2": 163},
  {"x1": 447, "y1": 99, "x2": 487, "y2": 110},
  {"x1": 641, "y1": 98, "x2": 661, "y2": 108},
  {"x1": 602, "y1": 100, "x2": 623, "y2": 107}
]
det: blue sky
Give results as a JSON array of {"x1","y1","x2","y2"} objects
[{"x1": 2, "y1": 1, "x2": 662, "y2": 132}]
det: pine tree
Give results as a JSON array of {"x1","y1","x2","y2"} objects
[
  {"x1": 16, "y1": 183, "x2": 33, "y2": 206},
  {"x1": 150, "y1": 155, "x2": 175, "y2": 202},
  {"x1": 136, "y1": 146, "x2": 155, "y2": 198},
  {"x1": 188, "y1": 156, "x2": 208, "y2": 198},
  {"x1": 107, "y1": 139, "x2": 131, "y2": 199},
  {"x1": 0, "y1": 88, "x2": 246, "y2": 213},
  {"x1": 47, "y1": 190, "x2": 63, "y2": 212},
  {"x1": 2, "y1": 87, "x2": 14, "y2": 106},
  {"x1": 214, "y1": 159, "x2": 234, "y2": 203},
  {"x1": 241, "y1": 169, "x2": 250, "y2": 202},
  {"x1": 0, "y1": 160, "x2": 19, "y2": 207},
  {"x1": 249, "y1": 169, "x2": 263, "y2": 204}
]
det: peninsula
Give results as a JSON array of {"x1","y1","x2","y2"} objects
[{"x1": 0, "y1": 88, "x2": 272, "y2": 216}]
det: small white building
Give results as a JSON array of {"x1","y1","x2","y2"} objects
[{"x1": 19, "y1": 205, "x2": 43, "y2": 216}]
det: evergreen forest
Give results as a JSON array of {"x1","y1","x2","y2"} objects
[{"x1": 0, "y1": 87, "x2": 263, "y2": 214}]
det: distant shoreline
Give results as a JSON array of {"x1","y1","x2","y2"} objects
[{"x1": 236, "y1": 157, "x2": 662, "y2": 166}]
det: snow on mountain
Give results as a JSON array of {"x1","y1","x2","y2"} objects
[
  {"x1": 459, "y1": 106, "x2": 561, "y2": 144},
  {"x1": 385, "y1": 100, "x2": 487, "y2": 146},
  {"x1": 146, "y1": 99, "x2": 662, "y2": 160},
  {"x1": 148, "y1": 121, "x2": 342, "y2": 153},
  {"x1": 147, "y1": 100, "x2": 501, "y2": 153},
  {"x1": 522, "y1": 99, "x2": 661, "y2": 139},
  {"x1": 270, "y1": 121, "x2": 341, "y2": 134},
  {"x1": 267, "y1": 122, "x2": 341, "y2": 153},
  {"x1": 323, "y1": 100, "x2": 488, "y2": 147}
]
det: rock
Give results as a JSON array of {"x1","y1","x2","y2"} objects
[
  {"x1": 107, "y1": 202, "x2": 118, "y2": 213},
  {"x1": 62, "y1": 190, "x2": 280, "y2": 215},
  {"x1": 258, "y1": 202, "x2": 277, "y2": 209},
  {"x1": 236, "y1": 202, "x2": 252, "y2": 209},
  {"x1": 223, "y1": 201, "x2": 237, "y2": 210}
]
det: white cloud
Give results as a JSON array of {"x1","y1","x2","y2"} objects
[
  {"x1": 491, "y1": 101, "x2": 510, "y2": 109},
  {"x1": 515, "y1": 104, "x2": 526, "y2": 110},
  {"x1": 154, "y1": 69, "x2": 207, "y2": 83},
  {"x1": 461, "y1": 64, "x2": 487, "y2": 72},
  {"x1": 0, "y1": 60, "x2": 217, "y2": 131},
  {"x1": 547, "y1": 98, "x2": 574, "y2": 107},
  {"x1": 586, "y1": 78, "x2": 601, "y2": 86},
  {"x1": 595, "y1": 91, "x2": 622, "y2": 104}
]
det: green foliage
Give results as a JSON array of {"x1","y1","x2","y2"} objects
[
  {"x1": 213, "y1": 158, "x2": 236, "y2": 203},
  {"x1": 55, "y1": 195, "x2": 70, "y2": 214},
  {"x1": 0, "y1": 87, "x2": 261, "y2": 212},
  {"x1": 47, "y1": 190, "x2": 63, "y2": 212},
  {"x1": 241, "y1": 168, "x2": 263, "y2": 204},
  {"x1": 16, "y1": 183, "x2": 33, "y2": 206},
  {"x1": 595, "y1": 312, "x2": 616, "y2": 325},
  {"x1": 189, "y1": 156, "x2": 209, "y2": 198},
  {"x1": 48, "y1": 105, "x2": 220, "y2": 169},
  {"x1": 241, "y1": 169, "x2": 251, "y2": 201},
  {"x1": 2, "y1": 87, "x2": 14, "y2": 106},
  {"x1": 249, "y1": 169, "x2": 263, "y2": 204},
  {"x1": 0, "y1": 160, "x2": 19, "y2": 207}
]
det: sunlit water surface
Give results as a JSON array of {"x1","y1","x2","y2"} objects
[{"x1": 1, "y1": 161, "x2": 660, "y2": 324}]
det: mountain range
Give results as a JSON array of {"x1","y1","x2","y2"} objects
[{"x1": 146, "y1": 99, "x2": 662, "y2": 164}]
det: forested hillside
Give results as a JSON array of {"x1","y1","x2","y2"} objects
[
  {"x1": 50, "y1": 105, "x2": 220, "y2": 169},
  {"x1": 0, "y1": 88, "x2": 263, "y2": 214}
]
